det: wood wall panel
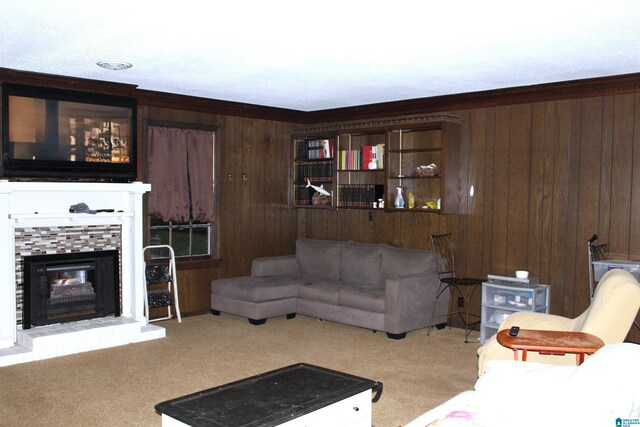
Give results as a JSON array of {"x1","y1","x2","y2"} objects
[
  {"x1": 505, "y1": 104, "x2": 531, "y2": 273},
  {"x1": 611, "y1": 95, "x2": 635, "y2": 258},
  {"x1": 526, "y1": 103, "x2": 546, "y2": 283}
]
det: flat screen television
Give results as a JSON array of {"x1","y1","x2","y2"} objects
[{"x1": 2, "y1": 83, "x2": 137, "y2": 182}]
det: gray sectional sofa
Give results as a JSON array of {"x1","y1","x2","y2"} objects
[{"x1": 211, "y1": 238, "x2": 449, "y2": 339}]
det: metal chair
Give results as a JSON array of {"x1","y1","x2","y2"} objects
[
  {"x1": 143, "y1": 245, "x2": 181, "y2": 323},
  {"x1": 428, "y1": 233, "x2": 483, "y2": 342},
  {"x1": 587, "y1": 234, "x2": 609, "y2": 300}
]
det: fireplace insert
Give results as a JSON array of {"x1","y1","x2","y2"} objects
[{"x1": 23, "y1": 250, "x2": 120, "y2": 328}]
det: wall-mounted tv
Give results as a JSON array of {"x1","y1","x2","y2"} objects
[{"x1": 2, "y1": 83, "x2": 136, "y2": 182}]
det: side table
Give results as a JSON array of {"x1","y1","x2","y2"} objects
[{"x1": 497, "y1": 329, "x2": 604, "y2": 365}]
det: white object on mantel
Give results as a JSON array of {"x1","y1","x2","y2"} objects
[
  {"x1": 0, "y1": 181, "x2": 165, "y2": 366},
  {"x1": 515, "y1": 270, "x2": 529, "y2": 279}
]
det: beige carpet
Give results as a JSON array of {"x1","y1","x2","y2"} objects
[{"x1": 0, "y1": 314, "x2": 480, "y2": 427}]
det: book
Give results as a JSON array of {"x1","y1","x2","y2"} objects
[
  {"x1": 376, "y1": 143, "x2": 385, "y2": 169},
  {"x1": 361, "y1": 145, "x2": 376, "y2": 170}
]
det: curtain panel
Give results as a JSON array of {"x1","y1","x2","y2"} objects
[{"x1": 147, "y1": 125, "x2": 215, "y2": 223}]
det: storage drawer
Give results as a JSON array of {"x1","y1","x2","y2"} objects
[
  {"x1": 484, "y1": 287, "x2": 545, "y2": 309},
  {"x1": 593, "y1": 260, "x2": 640, "y2": 282}
]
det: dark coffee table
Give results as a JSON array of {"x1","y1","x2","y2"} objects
[{"x1": 155, "y1": 363, "x2": 383, "y2": 427}]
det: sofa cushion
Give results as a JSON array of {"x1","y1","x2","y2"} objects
[
  {"x1": 211, "y1": 276, "x2": 300, "y2": 302},
  {"x1": 380, "y1": 244, "x2": 437, "y2": 280},
  {"x1": 298, "y1": 281, "x2": 344, "y2": 305},
  {"x1": 340, "y1": 242, "x2": 383, "y2": 286},
  {"x1": 339, "y1": 284, "x2": 385, "y2": 313},
  {"x1": 296, "y1": 238, "x2": 342, "y2": 280}
]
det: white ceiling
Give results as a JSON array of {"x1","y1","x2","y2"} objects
[{"x1": 1, "y1": 1, "x2": 640, "y2": 111}]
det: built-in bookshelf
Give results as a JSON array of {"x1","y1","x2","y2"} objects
[{"x1": 291, "y1": 115, "x2": 461, "y2": 213}]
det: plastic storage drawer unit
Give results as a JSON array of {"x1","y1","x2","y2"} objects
[{"x1": 592, "y1": 260, "x2": 640, "y2": 282}]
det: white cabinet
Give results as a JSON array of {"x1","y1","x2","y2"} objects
[
  {"x1": 480, "y1": 281, "x2": 550, "y2": 343},
  {"x1": 278, "y1": 389, "x2": 371, "y2": 427}
]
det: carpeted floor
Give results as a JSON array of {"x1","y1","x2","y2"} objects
[{"x1": 0, "y1": 314, "x2": 481, "y2": 427}]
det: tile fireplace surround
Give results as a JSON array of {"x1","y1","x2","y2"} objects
[{"x1": 0, "y1": 181, "x2": 165, "y2": 367}]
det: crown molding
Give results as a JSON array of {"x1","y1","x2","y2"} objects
[
  {"x1": 3, "y1": 67, "x2": 640, "y2": 125},
  {"x1": 293, "y1": 114, "x2": 461, "y2": 135},
  {"x1": 135, "y1": 89, "x2": 306, "y2": 123},
  {"x1": 306, "y1": 72, "x2": 640, "y2": 123}
]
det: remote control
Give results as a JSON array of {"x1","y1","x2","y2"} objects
[{"x1": 509, "y1": 326, "x2": 520, "y2": 336}]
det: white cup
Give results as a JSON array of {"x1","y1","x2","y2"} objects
[{"x1": 515, "y1": 270, "x2": 529, "y2": 279}]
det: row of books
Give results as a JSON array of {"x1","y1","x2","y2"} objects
[
  {"x1": 294, "y1": 161, "x2": 333, "y2": 183},
  {"x1": 294, "y1": 187, "x2": 333, "y2": 206},
  {"x1": 295, "y1": 138, "x2": 335, "y2": 160},
  {"x1": 337, "y1": 184, "x2": 384, "y2": 208},
  {"x1": 338, "y1": 144, "x2": 384, "y2": 170},
  {"x1": 294, "y1": 187, "x2": 312, "y2": 205}
]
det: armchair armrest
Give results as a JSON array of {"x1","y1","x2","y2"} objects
[
  {"x1": 477, "y1": 312, "x2": 580, "y2": 377},
  {"x1": 251, "y1": 255, "x2": 300, "y2": 277}
]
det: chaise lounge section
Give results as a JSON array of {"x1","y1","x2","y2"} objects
[{"x1": 211, "y1": 238, "x2": 449, "y2": 339}]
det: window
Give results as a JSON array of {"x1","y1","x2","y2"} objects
[
  {"x1": 146, "y1": 124, "x2": 218, "y2": 261},
  {"x1": 149, "y1": 219, "x2": 211, "y2": 258}
]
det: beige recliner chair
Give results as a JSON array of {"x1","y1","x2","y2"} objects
[{"x1": 477, "y1": 269, "x2": 640, "y2": 376}]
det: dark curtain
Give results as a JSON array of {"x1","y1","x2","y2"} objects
[{"x1": 147, "y1": 126, "x2": 214, "y2": 223}]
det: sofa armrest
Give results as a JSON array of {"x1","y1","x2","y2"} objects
[
  {"x1": 384, "y1": 273, "x2": 446, "y2": 335},
  {"x1": 251, "y1": 255, "x2": 300, "y2": 277}
]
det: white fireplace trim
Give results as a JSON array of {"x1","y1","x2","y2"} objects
[{"x1": 0, "y1": 181, "x2": 159, "y2": 362}]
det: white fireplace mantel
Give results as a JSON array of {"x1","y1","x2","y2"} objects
[{"x1": 0, "y1": 181, "x2": 158, "y2": 359}]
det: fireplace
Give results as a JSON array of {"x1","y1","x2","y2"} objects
[
  {"x1": 23, "y1": 250, "x2": 120, "y2": 329},
  {"x1": 0, "y1": 181, "x2": 164, "y2": 366}
]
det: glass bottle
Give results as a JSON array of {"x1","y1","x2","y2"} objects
[{"x1": 394, "y1": 186, "x2": 405, "y2": 208}]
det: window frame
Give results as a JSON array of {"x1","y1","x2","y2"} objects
[
  {"x1": 149, "y1": 219, "x2": 211, "y2": 258},
  {"x1": 143, "y1": 120, "x2": 220, "y2": 269}
]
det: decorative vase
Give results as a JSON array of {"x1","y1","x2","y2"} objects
[{"x1": 394, "y1": 186, "x2": 405, "y2": 208}]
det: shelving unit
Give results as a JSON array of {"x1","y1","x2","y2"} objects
[
  {"x1": 385, "y1": 121, "x2": 461, "y2": 213},
  {"x1": 291, "y1": 116, "x2": 461, "y2": 213},
  {"x1": 480, "y1": 281, "x2": 550, "y2": 343}
]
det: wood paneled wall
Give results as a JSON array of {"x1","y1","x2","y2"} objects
[
  {"x1": 299, "y1": 94, "x2": 640, "y2": 341},
  {"x1": 2, "y1": 68, "x2": 640, "y2": 339},
  {"x1": 139, "y1": 106, "x2": 298, "y2": 315}
]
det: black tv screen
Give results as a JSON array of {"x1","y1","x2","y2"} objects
[{"x1": 1, "y1": 83, "x2": 136, "y2": 182}]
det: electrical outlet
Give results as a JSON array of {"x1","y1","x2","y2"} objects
[{"x1": 457, "y1": 297, "x2": 464, "y2": 307}]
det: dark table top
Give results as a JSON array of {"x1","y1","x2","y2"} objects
[{"x1": 155, "y1": 363, "x2": 382, "y2": 427}]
